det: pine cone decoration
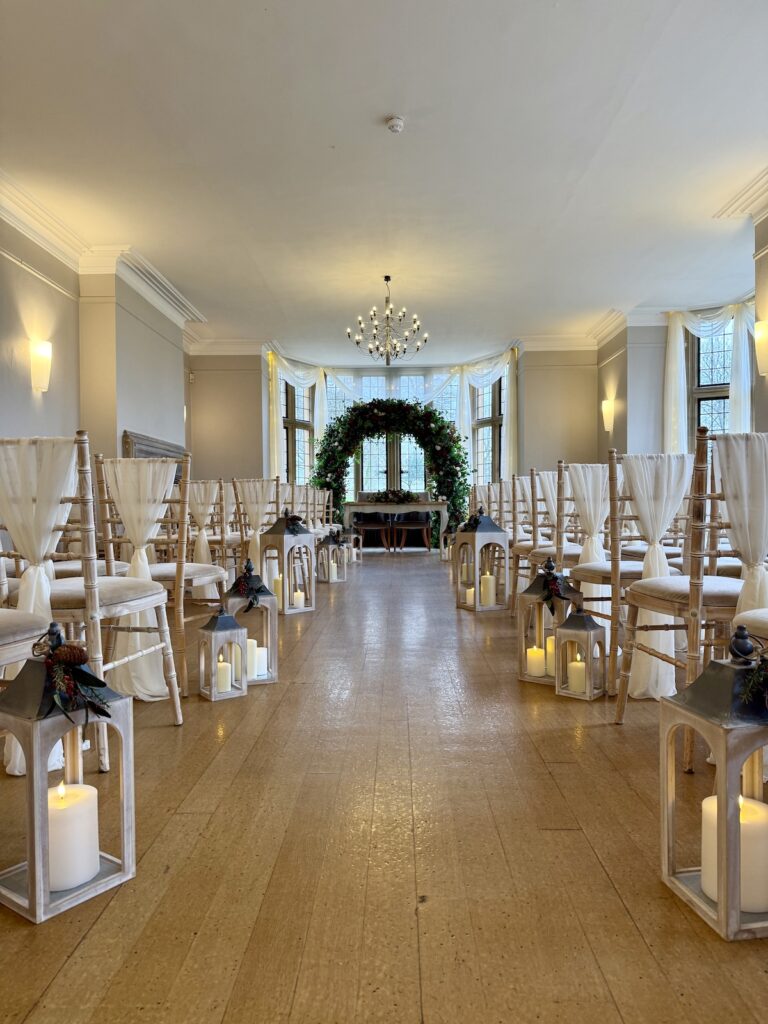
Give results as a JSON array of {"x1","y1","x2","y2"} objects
[{"x1": 51, "y1": 643, "x2": 89, "y2": 667}]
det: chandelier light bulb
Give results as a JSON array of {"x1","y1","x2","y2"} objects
[{"x1": 345, "y1": 275, "x2": 430, "y2": 366}]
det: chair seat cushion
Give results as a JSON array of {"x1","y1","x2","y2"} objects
[
  {"x1": 0, "y1": 609, "x2": 49, "y2": 645},
  {"x1": 570, "y1": 560, "x2": 683, "y2": 584},
  {"x1": 529, "y1": 543, "x2": 582, "y2": 562},
  {"x1": 628, "y1": 574, "x2": 742, "y2": 606},
  {"x1": 6, "y1": 577, "x2": 166, "y2": 615},
  {"x1": 55, "y1": 559, "x2": 130, "y2": 579},
  {"x1": 667, "y1": 556, "x2": 743, "y2": 578},
  {"x1": 734, "y1": 609, "x2": 768, "y2": 639},
  {"x1": 149, "y1": 562, "x2": 227, "y2": 586}
]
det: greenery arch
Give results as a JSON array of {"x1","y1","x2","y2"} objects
[{"x1": 311, "y1": 397, "x2": 470, "y2": 529}]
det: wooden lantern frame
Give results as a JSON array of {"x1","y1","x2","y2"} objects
[
  {"x1": 554, "y1": 608, "x2": 606, "y2": 700},
  {"x1": 198, "y1": 610, "x2": 248, "y2": 701}
]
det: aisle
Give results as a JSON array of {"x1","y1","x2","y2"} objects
[{"x1": 1, "y1": 554, "x2": 766, "y2": 1024}]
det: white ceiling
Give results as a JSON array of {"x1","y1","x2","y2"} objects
[{"x1": 2, "y1": 0, "x2": 767, "y2": 363}]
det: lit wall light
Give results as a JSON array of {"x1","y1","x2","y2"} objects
[
  {"x1": 601, "y1": 398, "x2": 615, "y2": 433},
  {"x1": 755, "y1": 321, "x2": 768, "y2": 376},
  {"x1": 30, "y1": 340, "x2": 52, "y2": 393}
]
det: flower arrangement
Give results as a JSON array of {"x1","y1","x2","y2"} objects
[
  {"x1": 311, "y1": 398, "x2": 470, "y2": 529},
  {"x1": 369, "y1": 489, "x2": 420, "y2": 504}
]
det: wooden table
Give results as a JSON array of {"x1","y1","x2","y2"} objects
[{"x1": 343, "y1": 500, "x2": 449, "y2": 551}]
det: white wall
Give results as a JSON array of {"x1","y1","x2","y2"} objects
[{"x1": 0, "y1": 222, "x2": 80, "y2": 436}]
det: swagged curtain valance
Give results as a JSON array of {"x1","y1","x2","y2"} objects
[
  {"x1": 266, "y1": 347, "x2": 518, "y2": 480},
  {"x1": 663, "y1": 301, "x2": 755, "y2": 453}
]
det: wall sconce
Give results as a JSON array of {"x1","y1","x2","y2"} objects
[
  {"x1": 29, "y1": 340, "x2": 52, "y2": 393},
  {"x1": 601, "y1": 398, "x2": 615, "y2": 433},
  {"x1": 755, "y1": 322, "x2": 768, "y2": 376}
]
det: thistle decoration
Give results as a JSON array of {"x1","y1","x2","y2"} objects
[
  {"x1": 33, "y1": 623, "x2": 111, "y2": 724},
  {"x1": 541, "y1": 559, "x2": 568, "y2": 615}
]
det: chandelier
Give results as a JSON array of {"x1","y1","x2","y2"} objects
[{"x1": 346, "y1": 275, "x2": 429, "y2": 365}]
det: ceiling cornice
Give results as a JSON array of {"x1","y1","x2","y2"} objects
[
  {"x1": 517, "y1": 335, "x2": 596, "y2": 352},
  {"x1": 589, "y1": 308, "x2": 626, "y2": 346},
  {"x1": 184, "y1": 336, "x2": 264, "y2": 356},
  {"x1": 0, "y1": 170, "x2": 206, "y2": 328},
  {"x1": 0, "y1": 170, "x2": 88, "y2": 271},
  {"x1": 625, "y1": 307, "x2": 668, "y2": 328},
  {"x1": 714, "y1": 166, "x2": 768, "y2": 225}
]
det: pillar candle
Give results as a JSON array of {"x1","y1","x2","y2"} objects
[
  {"x1": 701, "y1": 794, "x2": 768, "y2": 912},
  {"x1": 217, "y1": 653, "x2": 232, "y2": 692},
  {"x1": 47, "y1": 781, "x2": 100, "y2": 891},
  {"x1": 246, "y1": 638, "x2": 259, "y2": 678},
  {"x1": 330, "y1": 562, "x2": 338, "y2": 582},
  {"x1": 275, "y1": 574, "x2": 283, "y2": 611},
  {"x1": 233, "y1": 643, "x2": 242, "y2": 680},
  {"x1": 526, "y1": 646, "x2": 546, "y2": 677},
  {"x1": 465, "y1": 586, "x2": 475, "y2": 606},
  {"x1": 293, "y1": 590, "x2": 305, "y2": 609},
  {"x1": 480, "y1": 573, "x2": 496, "y2": 607},
  {"x1": 567, "y1": 653, "x2": 586, "y2": 693},
  {"x1": 460, "y1": 563, "x2": 469, "y2": 583},
  {"x1": 545, "y1": 636, "x2": 556, "y2": 676}
]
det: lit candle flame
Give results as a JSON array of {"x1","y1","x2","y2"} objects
[
  {"x1": 57, "y1": 780, "x2": 66, "y2": 800},
  {"x1": 576, "y1": 652, "x2": 582, "y2": 662},
  {"x1": 739, "y1": 794, "x2": 744, "y2": 810},
  {"x1": 218, "y1": 652, "x2": 224, "y2": 664}
]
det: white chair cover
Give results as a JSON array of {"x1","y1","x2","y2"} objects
[
  {"x1": 714, "y1": 434, "x2": 768, "y2": 616},
  {"x1": 104, "y1": 459, "x2": 176, "y2": 701},
  {"x1": 568, "y1": 464, "x2": 608, "y2": 609},
  {"x1": 0, "y1": 438, "x2": 76, "y2": 775},
  {"x1": 623, "y1": 454, "x2": 693, "y2": 700},
  {"x1": 537, "y1": 471, "x2": 558, "y2": 529},
  {"x1": 238, "y1": 479, "x2": 277, "y2": 565},
  {"x1": 475, "y1": 484, "x2": 489, "y2": 511},
  {"x1": 189, "y1": 480, "x2": 219, "y2": 599},
  {"x1": 516, "y1": 476, "x2": 532, "y2": 541},
  {"x1": 279, "y1": 482, "x2": 292, "y2": 512},
  {"x1": 222, "y1": 482, "x2": 236, "y2": 534}
]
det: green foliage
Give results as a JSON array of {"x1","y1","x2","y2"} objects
[{"x1": 311, "y1": 398, "x2": 470, "y2": 529}]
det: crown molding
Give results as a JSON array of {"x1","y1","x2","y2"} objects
[
  {"x1": 589, "y1": 309, "x2": 626, "y2": 346},
  {"x1": 79, "y1": 246, "x2": 206, "y2": 329},
  {"x1": 517, "y1": 334, "x2": 596, "y2": 352},
  {"x1": 184, "y1": 336, "x2": 264, "y2": 356},
  {"x1": 714, "y1": 166, "x2": 768, "y2": 225},
  {"x1": 0, "y1": 170, "x2": 88, "y2": 271},
  {"x1": 625, "y1": 307, "x2": 668, "y2": 328}
]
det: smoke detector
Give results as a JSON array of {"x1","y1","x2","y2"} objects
[{"x1": 386, "y1": 115, "x2": 405, "y2": 134}]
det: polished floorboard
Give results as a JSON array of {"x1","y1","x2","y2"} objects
[{"x1": 1, "y1": 553, "x2": 767, "y2": 1024}]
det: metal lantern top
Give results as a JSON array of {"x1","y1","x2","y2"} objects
[
  {"x1": 457, "y1": 507, "x2": 506, "y2": 536},
  {"x1": 520, "y1": 557, "x2": 582, "y2": 607},
  {"x1": 225, "y1": 559, "x2": 274, "y2": 610},
  {"x1": 664, "y1": 626, "x2": 768, "y2": 729},
  {"x1": 261, "y1": 511, "x2": 312, "y2": 538},
  {"x1": 318, "y1": 529, "x2": 347, "y2": 549},
  {"x1": 199, "y1": 607, "x2": 246, "y2": 637},
  {"x1": 556, "y1": 607, "x2": 605, "y2": 641},
  {"x1": 0, "y1": 622, "x2": 125, "y2": 722}
]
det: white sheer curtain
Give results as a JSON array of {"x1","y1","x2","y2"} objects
[
  {"x1": 267, "y1": 351, "x2": 327, "y2": 477},
  {"x1": 568, "y1": 464, "x2": 609, "y2": 609},
  {"x1": 456, "y1": 350, "x2": 517, "y2": 478},
  {"x1": 238, "y1": 479, "x2": 276, "y2": 565},
  {"x1": 268, "y1": 347, "x2": 518, "y2": 480},
  {"x1": 622, "y1": 454, "x2": 693, "y2": 699},
  {"x1": 0, "y1": 438, "x2": 76, "y2": 775},
  {"x1": 188, "y1": 479, "x2": 219, "y2": 599},
  {"x1": 664, "y1": 301, "x2": 755, "y2": 452},
  {"x1": 537, "y1": 471, "x2": 558, "y2": 531},
  {"x1": 104, "y1": 459, "x2": 176, "y2": 701},
  {"x1": 715, "y1": 433, "x2": 768, "y2": 616}
]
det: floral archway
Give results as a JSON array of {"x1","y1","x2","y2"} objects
[{"x1": 311, "y1": 398, "x2": 470, "y2": 528}]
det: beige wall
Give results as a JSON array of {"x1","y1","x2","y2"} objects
[
  {"x1": 596, "y1": 329, "x2": 628, "y2": 462},
  {"x1": 79, "y1": 273, "x2": 185, "y2": 457},
  {"x1": 754, "y1": 218, "x2": 768, "y2": 432},
  {"x1": 188, "y1": 354, "x2": 269, "y2": 478},
  {"x1": 0, "y1": 222, "x2": 80, "y2": 435},
  {"x1": 626, "y1": 326, "x2": 665, "y2": 453},
  {"x1": 517, "y1": 348, "x2": 598, "y2": 470}
]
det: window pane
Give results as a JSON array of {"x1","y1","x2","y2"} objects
[
  {"x1": 474, "y1": 425, "x2": 493, "y2": 485},
  {"x1": 327, "y1": 374, "x2": 354, "y2": 419},
  {"x1": 475, "y1": 385, "x2": 493, "y2": 420},
  {"x1": 294, "y1": 385, "x2": 311, "y2": 422},
  {"x1": 698, "y1": 397, "x2": 729, "y2": 434},
  {"x1": 362, "y1": 436, "x2": 387, "y2": 491},
  {"x1": 698, "y1": 324, "x2": 733, "y2": 387},
  {"x1": 294, "y1": 427, "x2": 312, "y2": 485},
  {"x1": 400, "y1": 435, "x2": 425, "y2": 492},
  {"x1": 361, "y1": 375, "x2": 386, "y2": 401},
  {"x1": 431, "y1": 377, "x2": 459, "y2": 421},
  {"x1": 398, "y1": 375, "x2": 425, "y2": 404}
]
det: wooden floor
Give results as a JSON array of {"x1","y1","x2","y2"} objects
[{"x1": 1, "y1": 553, "x2": 767, "y2": 1024}]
